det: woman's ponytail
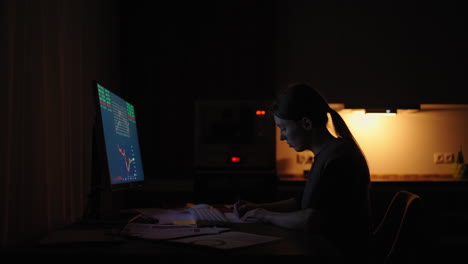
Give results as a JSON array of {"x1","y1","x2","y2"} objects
[{"x1": 329, "y1": 109, "x2": 367, "y2": 161}]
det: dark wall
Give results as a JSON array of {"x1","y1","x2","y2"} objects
[
  {"x1": 121, "y1": 1, "x2": 467, "y2": 180},
  {"x1": 274, "y1": 1, "x2": 466, "y2": 107},
  {"x1": 121, "y1": 1, "x2": 276, "y2": 180},
  {"x1": 1, "y1": 0, "x2": 123, "y2": 246}
]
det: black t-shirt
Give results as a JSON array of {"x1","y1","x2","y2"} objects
[{"x1": 301, "y1": 138, "x2": 372, "y2": 259}]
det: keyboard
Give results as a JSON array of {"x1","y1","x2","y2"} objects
[{"x1": 188, "y1": 208, "x2": 231, "y2": 227}]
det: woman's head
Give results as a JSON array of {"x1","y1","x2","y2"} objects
[
  {"x1": 272, "y1": 82, "x2": 366, "y2": 158},
  {"x1": 272, "y1": 83, "x2": 332, "y2": 152},
  {"x1": 272, "y1": 82, "x2": 330, "y2": 125}
]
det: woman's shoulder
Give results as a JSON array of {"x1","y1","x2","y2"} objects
[
  {"x1": 323, "y1": 138, "x2": 365, "y2": 163},
  {"x1": 324, "y1": 138, "x2": 355, "y2": 155}
]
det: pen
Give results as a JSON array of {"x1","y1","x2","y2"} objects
[
  {"x1": 139, "y1": 215, "x2": 159, "y2": 224},
  {"x1": 128, "y1": 214, "x2": 142, "y2": 223},
  {"x1": 128, "y1": 214, "x2": 159, "y2": 224},
  {"x1": 234, "y1": 199, "x2": 248, "y2": 218},
  {"x1": 235, "y1": 199, "x2": 245, "y2": 209}
]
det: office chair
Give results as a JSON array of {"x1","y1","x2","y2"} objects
[{"x1": 370, "y1": 190, "x2": 425, "y2": 264}]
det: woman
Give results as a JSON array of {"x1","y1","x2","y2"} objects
[{"x1": 236, "y1": 82, "x2": 373, "y2": 260}]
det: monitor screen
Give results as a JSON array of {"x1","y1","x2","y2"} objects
[{"x1": 94, "y1": 81, "x2": 144, "y2": 190}]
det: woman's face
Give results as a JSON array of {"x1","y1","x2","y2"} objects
[{"x1": 274, "y1": 115, "x2": 309, "y2": 152}]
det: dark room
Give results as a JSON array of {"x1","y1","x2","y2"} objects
[{"x1": 1, "y1": 0, "x2": 467, "y2": 262}]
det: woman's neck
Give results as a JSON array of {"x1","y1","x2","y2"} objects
[{"x1": 309, "y1": 130, "x2": 336, "y2": 156}]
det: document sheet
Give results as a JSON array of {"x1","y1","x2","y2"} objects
[
  {"x1": 170, "y1": 231, "x2": 280, "y2": 249},
  {"x1": 120, "y1": 223, "x2": 230, "y2": 240}
]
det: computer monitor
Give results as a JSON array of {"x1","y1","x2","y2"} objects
[
  {"x1": 86, "y1": 80, "x2": 145, "y2": 220},
  {"x1": 93, "y1": 80, "x2": 145, "y2": 191}
]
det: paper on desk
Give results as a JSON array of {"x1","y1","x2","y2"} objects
[
  {"x1": 121, "y1": 223, "x2": 230, "y2": 240},
  {"x1": 135, "y1": 208, "x2": 194, "y2": 225},
  {"x1": 170, "y1": 231, "x2": 280, "y2": 250}
]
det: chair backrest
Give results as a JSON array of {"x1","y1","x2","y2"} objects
[{"x1": 370, "y1": 190, "x2": 423, "y2": 264}]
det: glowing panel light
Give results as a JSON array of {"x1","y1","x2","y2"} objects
[
  {"x1": 365, "y1": 108, "x2": 396, "y2": 116},
  {"x1": 256, "y1": 110, "x2": 266, "y2": 115}
]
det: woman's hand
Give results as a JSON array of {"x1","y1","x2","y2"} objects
[
  {"x1": 234, "y1": 200, "x2": 258, "y2": 218},
  {"x1": 240, "y1": 208, "x2": 269, "y2": 223}
]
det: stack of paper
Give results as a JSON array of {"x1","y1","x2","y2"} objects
[
  {"x1": 121, "y1": 223, "x2": 230, "y2": 240},
  {"x1": 170, "y1": 231, "x2": 281, "y2": 249}
]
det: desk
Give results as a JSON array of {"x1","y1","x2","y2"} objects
[{"x1": 26, "y1": 217, "x2": 340, "y2": 259}]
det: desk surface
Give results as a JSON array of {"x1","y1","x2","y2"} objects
[
  {"x1": 29, "y1": 218, "x2": 340, "y2": 259},
  {"x1": 279, "y1": 173, "x2": 468, "y2": 182}
]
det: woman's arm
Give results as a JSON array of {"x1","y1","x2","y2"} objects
[
  {"x1": 241, "y1": 207, "x2": 322, "y2": 230},
  {"x1": 235, "y1": 197, "x2": 298, "y2": 217},
  {"x1": 253, "y1": 197, "x2": 298, "y2": 212}
]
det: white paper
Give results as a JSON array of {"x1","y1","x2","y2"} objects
[
  {"x1": 136, "y1": 207, "x2": 258, "y2": 225},
  {"x1": 135, "y1": 208, "x2": 194, "y2": 225},
  {"x1": 121, "y1": 223, "x2": 230, "y2": 240},
  {"x1": 170, "y1": 231, "x2": 280, "y2": 249}
]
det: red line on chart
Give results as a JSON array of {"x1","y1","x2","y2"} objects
[{"x1": 117, "y1": 144, "x2": 135, "y2": 173}]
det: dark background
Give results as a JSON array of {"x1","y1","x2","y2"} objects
[
  {"x1": 120, "y1": 0, "x2": 467, "y2": 181},
  {"x1": 3, "y1": 0, "x2": 466, "y2": 250}
]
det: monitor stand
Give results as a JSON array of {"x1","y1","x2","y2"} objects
[
  {"x1": 86, "y1": 127, "x2": 139, "y2": 223},
  {"x1": 82, "y1": 188, "x2": 138, "y2": 224}
]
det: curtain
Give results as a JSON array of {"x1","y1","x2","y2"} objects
[{"x1": 1, "y1": 0, "x2": 121, "y2": 247}]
